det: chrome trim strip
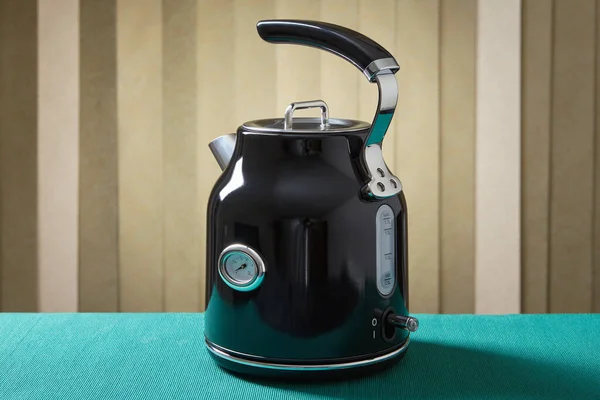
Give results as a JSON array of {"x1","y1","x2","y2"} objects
[
  {"x1": 364, "y1": 58, "x2": 400, "y2": 81},
  {"x1": 206, "y1": 337, "x2": 410, "y2": 371}
]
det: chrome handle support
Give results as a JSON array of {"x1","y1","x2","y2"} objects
[
  {"x1": 363, "y1": 58, "x2": 400, "y2": 82},
  {"x1": 284, "y1": 100, "x2": 329, "y2": 130},
  {"x1": 361, "y1": 67, "x2": 402, "y2": 200}
]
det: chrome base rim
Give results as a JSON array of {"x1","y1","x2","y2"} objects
[{"x1": 206, "y1": 337, "x2": 410, "y2": 371}]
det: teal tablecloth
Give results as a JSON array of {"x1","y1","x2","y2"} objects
[{"x1": 0, "y1": 313, "x2": 599, "y2": 399}]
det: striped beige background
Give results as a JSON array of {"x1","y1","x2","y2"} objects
[
  {"x1": 522, "y1": 0, "x2": 600, "y2": 313},
  {"x1": 0, "y1": 0, "x2": 598, "y2": 314}
]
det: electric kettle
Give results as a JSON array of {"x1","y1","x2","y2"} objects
[{"x1": 204, "y1": 19, "x2": 419, "y2": 380}]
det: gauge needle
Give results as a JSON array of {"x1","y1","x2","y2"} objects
[{"x1": 235, "y1": 263, "x2": 247, "y2": 271}]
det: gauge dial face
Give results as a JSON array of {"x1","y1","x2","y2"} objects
[
  {"x1": 223, "y1": 251, "x2": 257, "y2": 285},
  {"x1": 218, "y1": 244, "x2": 266, "y2": 291}
]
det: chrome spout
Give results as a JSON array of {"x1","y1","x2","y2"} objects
[{"x1": 208, "y1": 133, "x2": 237, "y2": 171}]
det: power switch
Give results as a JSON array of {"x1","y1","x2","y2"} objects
[
  {"x1": 387, "y1": 313, "x2": 419, "y2": 332},
  {"x1": 381, "y1": 307, "x2": 396, "y2": 342},
  {"x1": 378, "y1": 307, "x2": 419, "y2": 343}
]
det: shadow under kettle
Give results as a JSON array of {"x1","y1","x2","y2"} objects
[{"x1": 242, "y1": 341, "x2": 600, "y2": 399}]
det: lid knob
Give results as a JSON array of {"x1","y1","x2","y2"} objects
[{"x1": 284, "y1": 100, "x2": 329, "y2": 130}]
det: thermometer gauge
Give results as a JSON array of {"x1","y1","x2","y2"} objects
[{"x1": 218, "y1": 244, "x2": 266, "y2": 291}]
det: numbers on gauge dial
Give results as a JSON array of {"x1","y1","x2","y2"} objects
[{"x1": 224, "y1": 251, "x2": 257, "y2": 285}]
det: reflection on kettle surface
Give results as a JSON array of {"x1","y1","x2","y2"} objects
[
  {"x1": 255, "y1": 217, "x2": 360, "y2": 338},
  {"x1": 218, "y1": 157, "x2": 244, "y2": 200}
]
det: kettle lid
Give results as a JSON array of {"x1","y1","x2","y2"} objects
[{"x1": 242, "y1": 100, "x2": 369, "y2": 134}]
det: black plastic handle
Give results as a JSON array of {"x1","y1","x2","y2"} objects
[{"x1": 256, "y1": 20, "x2": 398, "y2": 81}]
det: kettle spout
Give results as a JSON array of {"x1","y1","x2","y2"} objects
[{"x1": 208, "y1": 133, "x2": 237, "y2": 171}]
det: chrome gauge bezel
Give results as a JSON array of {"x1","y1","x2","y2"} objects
[{"x1": 218, "y1": 244, "x2": 266, "y2": 292}]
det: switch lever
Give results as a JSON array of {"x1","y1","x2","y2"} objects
[{"x1": 387, "y1": 314, "x2": 419, "y2": 332}]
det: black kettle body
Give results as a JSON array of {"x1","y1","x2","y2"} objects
[{"x1": 204, "y1": 20, "x2": 418, "y2": 380}]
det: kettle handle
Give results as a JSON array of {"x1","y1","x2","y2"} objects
[
  {"x1": 256, "y1": 19, "x2": 402, "y2": 200},
  {"x1": 256, "y1": 19, "x2": 398, "y2": 82}
]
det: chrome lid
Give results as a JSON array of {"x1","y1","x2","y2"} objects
[
  {"x1": 242, "y1": 100, "x2": 369, "y2": 134},
  {"x1": 242, "y1": 117, "x2": 369, "y2": 133}
]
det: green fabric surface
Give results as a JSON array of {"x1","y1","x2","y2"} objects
[{"x1": 0, "y1": 313, "x2": 599, "y2": 399}]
